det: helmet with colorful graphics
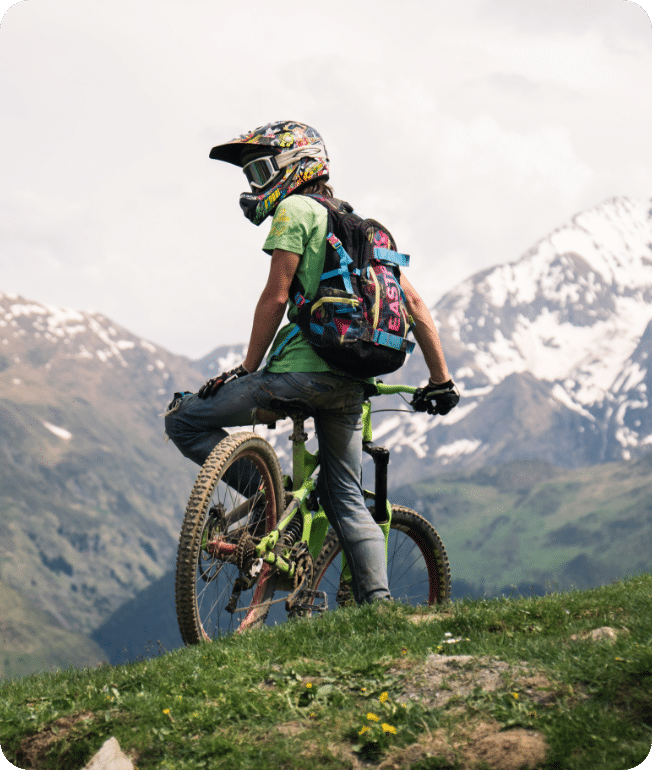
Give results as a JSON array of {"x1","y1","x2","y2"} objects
[{"x1": 209, "y1": 121, "x2": 330, "y2": 225}]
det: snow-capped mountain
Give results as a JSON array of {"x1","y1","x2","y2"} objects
[
  {"x1": 0, "y1": 295, "x2": 201, "y2": 412},
  {"x1": 380, "y1": 196, "x2": 652, "y2": 478},
  {"x1": 2, "y1": 194, "x2": 650, "y2": 665},
  {"x1": 0, "y1": 294, "x2": 203, "y2": 634},
  {"x1": 197, "y1": 196, "x2": 652, "y2": 482}
]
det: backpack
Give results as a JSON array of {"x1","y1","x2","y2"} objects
[{"x1": 285, "y1": 195, "x2": 415, "y2": 378}]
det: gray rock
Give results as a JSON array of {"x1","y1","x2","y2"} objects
[{"x1": 83, "y1": 737, "x2": 134, "y2": 770}]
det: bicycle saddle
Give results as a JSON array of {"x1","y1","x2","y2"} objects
[{"x1": 267, "y1": 397, "x2": 314, "y2": 423}]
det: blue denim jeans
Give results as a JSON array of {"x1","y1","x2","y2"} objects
[{"x1": 164, "y1": 370, "x2": 390, "y2": 604}]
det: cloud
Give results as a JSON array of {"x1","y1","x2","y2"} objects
[
  {"x1": 1, "y1": 0, "x2": 651, "y2": 358},
  {"x1": 478, "y1": 0, "x2": 652, "y2": 42}
]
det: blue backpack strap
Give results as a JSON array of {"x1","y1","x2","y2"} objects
[
  {"x1": 325, "y1": 233, "x2": 356, "y2": 293},
  {"x1": 266, "y1": 324, "x2": 301, "y2": 364},
  {"x1": 372, "y1": 329, "x2": 416, "y2": 353},
  {"x1": 373, "y1": 247, "x2": 410, "y2": 267}
]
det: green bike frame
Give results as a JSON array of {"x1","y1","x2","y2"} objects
[{"x1": 251, "y1": 381, "x2": 418, "y2": 584}]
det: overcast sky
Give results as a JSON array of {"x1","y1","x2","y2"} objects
[{"x1": 1, "y1": 0, "x2": 651, "y2": 359}]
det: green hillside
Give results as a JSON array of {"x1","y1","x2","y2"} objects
[
  {"x1": 392, "y1": 454, "x2": 652, "y2": 599},
  {"x1": 0, "y1": 580, "x2": 106, "y2": 681},
  {"x1": 1, "y1": 574, "x2": 651, "y2": 770}
]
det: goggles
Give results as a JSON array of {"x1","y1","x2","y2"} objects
[
  {"x1": 243, "y1": 155, "x2": 282, "y2": 190},
  {"x1": 242, "y1": 143, "x2": 327, "y2": 191}
]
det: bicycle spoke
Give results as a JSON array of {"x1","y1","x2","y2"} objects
[
  {"x1": 175, "y1": 433, "x2": 283, "y2": 644},
  {"x1": 311, "y1": 506, "x2": 450, "y2": 610}
]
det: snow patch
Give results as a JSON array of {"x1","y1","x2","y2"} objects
[
  {"x1": 436, "y1": 439, "x2": 482, "y2": 458},
  {"x1": 550, "y1": 384, "x2": 596, "y2": 421},
  {"x1": 43, "y1": 421, "x2": 72, "y2": 440}
]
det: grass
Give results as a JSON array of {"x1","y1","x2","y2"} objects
[{"x1": 1, "y1": 572, "x2": 651, "y2": 770}]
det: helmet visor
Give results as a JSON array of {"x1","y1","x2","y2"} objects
[{"x1": 243, "y1": 155, "x2": 282, "y2": 190}]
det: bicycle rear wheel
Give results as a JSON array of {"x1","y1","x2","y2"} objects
[
  {"x1": 175, "y1": 432, "x2": 284, "y2": 644},
  {"x1": 311, "y1": 505, "x2": 451, "y2": 608}
]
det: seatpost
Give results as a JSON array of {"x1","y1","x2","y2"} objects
[{"x1": 290, "y1": 415, "x2": 308, "y2": 491}]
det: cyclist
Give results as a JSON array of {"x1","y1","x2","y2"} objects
[{"x1": 164, "y1": 120, "x2": 459, "y2": 606}]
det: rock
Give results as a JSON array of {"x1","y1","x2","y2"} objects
[
  {"x1": 570, "y1": 626, "x2": 618, "y2": 643},
  {"x1": 83, "y1": 737, "x2": 134, "y2": 770}
]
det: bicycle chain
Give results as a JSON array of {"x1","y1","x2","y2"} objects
[
  {"x1": 286, "y1": 542, "x2": 314, "y2": 617},
  {"x1": 228, "y1": 541, "x2": 319, "y2": 616}
]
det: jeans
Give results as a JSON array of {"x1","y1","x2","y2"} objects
[{"x1": 164, "y1": 370, "x2": 390, "y2": 604}]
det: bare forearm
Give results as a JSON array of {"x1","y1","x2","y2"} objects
[
  {"x1": 401, "y1": 274, "x2": 450, "y2": 383},
  {"x1": 241, "y1": 249, "x2": 300, "y2": 373},
  {"x1": 243, "y1": 293, "x2": 287, "y2": 372},
  {"x1": 411, "y1": 317, "x2": 450, "y2": 383}
]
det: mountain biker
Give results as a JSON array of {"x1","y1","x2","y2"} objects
[{"x1": 164, "y1": 120, "x2": 459, "y2": 605}]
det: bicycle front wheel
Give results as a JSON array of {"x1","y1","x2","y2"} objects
[
  {"x1": 175, "y1": 432, "x2": 284, "y2": 644},
  {"x1": 311, "y1": 505, "x2": 451, "y2": 608}
]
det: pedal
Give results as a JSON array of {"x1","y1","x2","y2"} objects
[{"x1": 286, "y1": 589, "x2": 328, "y2": 617}]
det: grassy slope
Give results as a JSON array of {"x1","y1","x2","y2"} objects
[
  {"x1": 0, "y1": 580, "x2": 106, "y2": 681},
  {"x1": 1, "y1": 572, "x2": 650, "y2": 770},
  {"x1": 392, "y1": 456, "x2": 652, "y2": 597}
]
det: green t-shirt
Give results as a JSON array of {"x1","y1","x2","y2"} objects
[{"x1": 263, "y1": 195, "x2": 335, "y2": 373}]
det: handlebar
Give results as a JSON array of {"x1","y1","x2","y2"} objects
[
  {"x1": 369, "y1": 381, "x2": 418, "y2": 398},
  {"x1": 362, "y1": 381, "x2": 419, "y2": 443}
]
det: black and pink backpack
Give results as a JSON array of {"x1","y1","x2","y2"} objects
[{"x1": 282, "y1": 195, "x2": 415, "y2": 378}]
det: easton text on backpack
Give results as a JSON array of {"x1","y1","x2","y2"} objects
[{"x1": 279, "y1": 195, "x2": 415, "y2": 378}]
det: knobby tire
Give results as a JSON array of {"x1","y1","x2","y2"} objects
[
  {"x1": 175, "y1": 432, "x2": 284, "y2": 644},
  {"x1": 311, "y1": 505, "x2": 451, "y2": 608}
]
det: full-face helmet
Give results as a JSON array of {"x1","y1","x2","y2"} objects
[{"x1": 209, "y1": 121, "x2": 329, "y2": 225}]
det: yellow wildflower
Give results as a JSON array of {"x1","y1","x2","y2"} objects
[
  {"x1": 305, "y1": 682, "x2": 313, "y2": 688},
  {"x1": 358, "y1": 726, "x2": 370, "y2": 735},
  {"x1": 512, "y1": 693, "x2": 519, "y2": 699},
  {"x1": 379, "y1": 692, "x2": 389, "y2": 703},
  {"x1": 163, "y1": 708, "x2": 170, "y2": 714},
  {"x1": 382, "y1": 723, "x2": 397, "y2": 734},
  {"x1": 367, "y1": 712, "x2": 380, "y2": 721}
]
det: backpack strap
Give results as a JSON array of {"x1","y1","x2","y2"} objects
[
  {"x1": 373, "y1": 329, "x2": 416, "y2": 353},
  {"x1": 373, "y1": 246, "x2": 410, "y2": 267},
  {"x1": 266, "y1": 323, "x2": 302, "y2": 365},
  {"x1": 321, "y1": 233, "x2": 361, "y2": 294}
]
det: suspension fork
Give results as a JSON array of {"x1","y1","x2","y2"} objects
[{"x1": 361, "y1": 400, "x2": 392, "y2": 524}]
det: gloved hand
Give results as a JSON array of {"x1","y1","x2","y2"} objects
[
  {"x1": 197, "y1": 365, "x2": 249, "y2": 399},
  {"x1": 411, "y1": 379, "x2": 460, "y2": 415}
]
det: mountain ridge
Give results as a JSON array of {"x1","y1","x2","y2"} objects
[
  {"x1": 195, "y1": 196, "x2": 652, "y2": 481},
  {"x1": 0, "y1": 293, "x2": 203, "y2": 640},
  {"x1": 2, "y1": 193, "x2": 652, "y2": 678}
]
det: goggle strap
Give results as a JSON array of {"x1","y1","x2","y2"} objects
[{"x1": 275, "y1": 142, "x2": 327, "y2": 169}]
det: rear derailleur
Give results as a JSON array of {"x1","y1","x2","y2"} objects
[
  {"x1": 285, "y1": 542, "x2": 328, "y2": 618},
  {"x1": 225, "y1": 531, "x2": 263, "y2": 614}
]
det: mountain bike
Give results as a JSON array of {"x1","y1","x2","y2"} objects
[{"x1": 174, "y1": 382, "x2": 451, "y2": 644}]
